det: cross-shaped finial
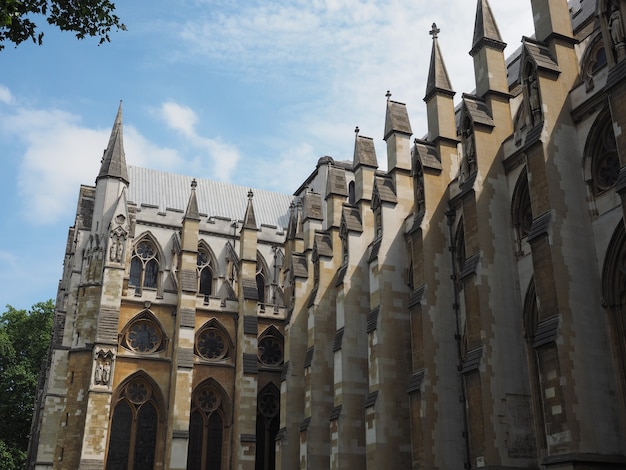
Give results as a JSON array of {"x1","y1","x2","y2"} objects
[
  {"x1": 355, "y1": 126, "x2": 360, "y2": 134},
  {"x1": 385, "y1": 90, "x2": 392, "y2": 100},
  {"x1": 247, "y1": 189, "x2": 254, "y2": 199},
  {"x1": 430, "y1": 23, "x2": 440, "y2": 39},
  {"x1": 191, "y1": 178, "x2": 197, "y2": 189}
]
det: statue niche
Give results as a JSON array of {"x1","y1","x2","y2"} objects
[
  {"x1": 461, "y1": 115, "x2": 477, "y2": 182},
  {"x1": 525, "y1": 64, "x2": 542, "y2": 127},
  {"x1": 608, "y1": 2, "x2": 626, "y2": 62}
]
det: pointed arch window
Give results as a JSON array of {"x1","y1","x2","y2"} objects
[
  {"x1": 454, "y1": 219, "x2": 466, "y2": 278},
  {"x1": 348, "y1": 181, "x2": 356, "y2": 205},
  {"x1": 255, "y1": 384, "x2": 280, "y2": 470},
  {"x1": 256, "y1": 255, "x2": 270, "y2": 304},
  {"x1": 195, "y1": 321, "x2": 231, "y2": 361},
  {"x1": 106, "y1": 377, "x2": 161, "y2": 470},
  {"x1": 197, "y1": 247, "x2": 215, "y2": 299},
  {"x1": 590, "y1": 113, "x2": 619, "y2": 196},
  {"x1": 187, "y1": 383, "x2": 227, "y2": 470},
  {"x1": 512, "y1": 170, "x2": 533, "y2": 256},
  {"x1": 120, "y1": 312, "x2": 166, "y2": 354},
  {"x1": 258, "y1": 327, "x2": 283, "y2": 368},
  {"x1": 129, "y1": 240, "x2": 160, "y2": 291}
]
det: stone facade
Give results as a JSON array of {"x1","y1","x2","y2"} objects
[{"x1": 27, "y1": 0, "x2": 626, "y2": 469}]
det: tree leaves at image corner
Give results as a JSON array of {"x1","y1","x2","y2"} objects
[
  {"x1": 0, "y1": 300, "x2": 54, "y2": 470},
  {"x1": 0, "y1": 0, "x2": 126, "y2": 51}
]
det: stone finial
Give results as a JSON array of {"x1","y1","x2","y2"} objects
[
  {"x1": 191, "y1": 178, "x2": 197, "y2": 189},
  {"x1": 430, "y1": 23, "x2": 440, "y2": 39},
  {"x1": 355, "y1": 126, "x2": 360, "y2": 135},
  {"x1": 385, "y1": 90, "x2": 392, "y2": 100},
  {"x1": 247, "y1": 189, "x2": 254, "y2": 199}
]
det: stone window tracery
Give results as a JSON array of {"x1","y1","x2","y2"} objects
[
  {"x1": 105, "y1": 375, "x2": 160, "y2": 470},
  {"x1": 129, "y1": 239, "x2": 160, "y2": 291},
  {"x1": 512, "y1": 170, "x2": 533, "y2": 256},
  {"x1": 256, "y1": 383, "x2": 280, "y2": 470},
  {"x1": 197, "y1": 247, "x2": 214, "y2": 298},
  {"x1": 586, "y1": 110, "x2": 620, "y2": 199},
  {"x1": 195, "y1": 325, "x2": 229, "y2": 361},
  {"x1": 121, "y1": 313, "x2": 166, "y2": 354},
  {"x1": 258, "y1": 328, "x2": 283, "y2": 367},
  {"x1": 187, "y1": 382, "x2": 227, "y2": 470}
]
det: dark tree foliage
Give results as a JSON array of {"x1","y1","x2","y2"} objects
[
  {"x1": 0, "y1": 0, "x2": 126, "y2": 50},
  {"x1": 0, "y1": 300, "x2": 54, "y2": 470}
]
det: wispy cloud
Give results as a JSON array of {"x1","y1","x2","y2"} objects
[
  {"x1": 173, "y1": 0, "x2": 535, "y2": 168},
  {"x1": 158, "y1": 100, "x2": 241, "y2": 181},
  {"x1": 0, "y1": 99, "x2": 185, "y2": 225},
  {"x1": 0, "y1": 84, "x2": 12, "y2": 104}
]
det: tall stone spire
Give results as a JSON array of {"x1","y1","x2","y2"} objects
[
  {"x1": 97, "y1": 101, "x2": 129, "y2": 184},
  {"x1": 424, "y1": 23, "x2": 454, "y2": 102},
  {"x1": 184, "y1": 178, "x2": 200, "y2": 221},
  {"x1": 470, "y1": 0, "x2": 505, "y2": 56},
  {"x1": 243, "y1": 189, "x2": 258, "y2": 230},
  {"x1": 469, "y1": 0, "x2": 508, "y2": 98}
]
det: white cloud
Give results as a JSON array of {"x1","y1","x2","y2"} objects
[
  {"x1": 0, "y1": 84, "x2": 12, "y2": 104},
  {"x1": 173, "y1": 0, "x2": 535, "y2": 169},
  {"x1": 0, "y1": 102, "x2": 185, "y2": 224},
  {"x1": 158, "y1": 100, "x2": 241, "y2": 181},
  {"x1": 160, "y1": 101, "x2": 198, "y2": 136}
]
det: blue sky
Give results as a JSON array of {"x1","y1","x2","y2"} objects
[{"x1": 0, "y1": 0, "x2": 535, "y2": 310}]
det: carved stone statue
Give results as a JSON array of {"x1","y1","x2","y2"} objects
[
  {"x1": 610, "y1": 5, "x2": 625, "y2": 47},
  {"x1": 94, "y1": 352, "x2": 113, "y2": 385},
  {"x1": 527, "y1": 72, "x2": 542, "y2": 125}
]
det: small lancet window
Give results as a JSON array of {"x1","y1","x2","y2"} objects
[{"x1": 197, "y1": 248, "x2": 214, "y2": 299}]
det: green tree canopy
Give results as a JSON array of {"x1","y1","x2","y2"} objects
[
  {"x1": 0, "y1": 0, "x2": 125, "y2": 51},
  {"x1": 0, "y1": 300, "x2": 54, "y2": 470}
]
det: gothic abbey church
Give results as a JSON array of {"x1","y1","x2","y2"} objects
[{"x1": 26, "y1": 0, "x2": 626, "y2": 468}]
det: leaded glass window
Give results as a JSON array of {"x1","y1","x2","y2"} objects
[
  {"x1": 122, "y1": 316, "x2": 165, "y2": 354},
  {"x1": 258, "y1": 335, "x2": 283, "y2": 367},
  {"x1": 105, "y1": 377, "x2": 160, "y2": 470},
  {"x1": 195, "y1": 323, "x2": 230, "y2": 361},
  {"x1": 197, "y1": 249, "x2": 214, "y2": 297},
  {"x1": 187, "y1": 384, "x2": 225, "y2": 470},
  {"x1": 129, "y1": 240, "x2": 160, "y2": 291}
]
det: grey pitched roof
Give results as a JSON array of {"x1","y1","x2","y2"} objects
[
  {"x1": 341, "y1": 205, "x2": 363, "y2": 233},
  {"x1": 521, "y1": 38, "x2": 560, "y2": 75},
  {"x1": 353, "y1": 134, "x2": 378, "y2": 169},
  {"x1": 292, "y1": 254, "x2": 308, "y2": 279},
  {"x1": 470, "y1": 0, "x2": 505, "y2": 56},
  {"x1": 302, "y1": 191, "x2": 323, "y2": 221},
  {"x1": 384, "y1": 100, "x2": 412, "y2": 141},
  {"x1": 127, "y1": 166, "x2": 292, "y2": 229},
  {"x1": 314, "y1": 232, "x2": 333, "y2": 258},
  {"x1": 98, "y1": 102, "x2": 129, "y2": 184},
  {"x1": 412, "y1": 139, "x2": 442, "y2": 171},
  {"x1": 373, "y1": 176, "x2": 397, "y2": 204},
  {"x1": 425, "y1": 30, "x2": 454, "y2": 102},
  {"x1": 326, "y1": 166, "x2": 348, "y2": 198},
  {"x1": 462, "y1": 94, "x2": 495, "y2": 128}
]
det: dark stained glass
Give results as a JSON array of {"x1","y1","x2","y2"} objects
[
  {"x1": 256, "y1": 273, "x2": 265, "y2": 303},
  {"x1": 128, "y1": 321, "x2": 161, "y2": 353},
  {"x1": 197, "y1": 329, "x2": 226, "y2": 360},
  {"x1": 187, "y1": 411, "x2": 204, "y2": 470},
  {"x1": 134, "y1": 403, "x2": 157, "y2": 470},
  {"x1": 258, "y1": 337, "x2": 282, "y2": 366},
  {"x1": 129, "y1": 257, "x2": 142, "y2": 287},
  {"x1": 106, "y1": 401, "x2": 132, "y2": 470},
  {"x1": 144, "y1": 259, "x2": 159, "y2": 288},
  {"x1": 207, "y1": 412, "x2": 223, "y2": 470},
  {"x1": 199, "y1": 268, "x2": 213, "y2": 296}
]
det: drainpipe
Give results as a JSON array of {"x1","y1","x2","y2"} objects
[{"x1": 445, "y1": 209, "x2": 472, "y2": 469}]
